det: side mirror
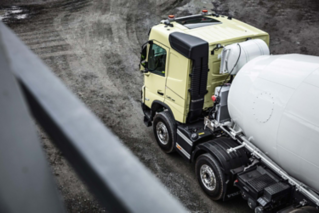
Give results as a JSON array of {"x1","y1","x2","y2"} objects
[
  {"x1": 140, "y1": 40, "x2": 153, "y2": 72},
  {"x1": 140, "y1": 45, "x2": 147, "y2": 63},
  {"x1": 140, "y1": 41, "x2": 153, "y2": 72},
  {"x1": 140, "y1": 42, "x2": 148, "y2": 72}
]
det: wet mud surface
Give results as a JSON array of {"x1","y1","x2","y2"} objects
[{"x1": 1, "y1": 0, "x2": 319, "y2": 212}]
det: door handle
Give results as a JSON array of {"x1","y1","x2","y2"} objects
[{"x1": 157, "y1": 90, "x2": 164, "y2": 96}]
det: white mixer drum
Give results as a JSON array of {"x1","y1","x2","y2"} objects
[
  {"x1": 228, "y1": 54, "x2": 319, "y2": 191},
  {"x1": 219, "y1": 39, "x2": 270, "y2": 75}
]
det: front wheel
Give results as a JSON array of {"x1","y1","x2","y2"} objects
[
  {"x1": 195, "y1": 153, "x2": 225, "y2": 200},
  {"x1": 153, "y1": 111, "x2": 176, "y2": 154}
]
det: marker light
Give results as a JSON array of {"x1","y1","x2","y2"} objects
[
  {"x1": 202, "y1": 9, "x2": 208, "y2": 13},
  {"x1": 168, "y1": 15, "x2": 175, "y2": 19},
  {"x1": 211, "y1": 95, "x2": 217, "y2": 102}
]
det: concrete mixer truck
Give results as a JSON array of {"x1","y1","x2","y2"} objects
[{"x1": 139, "y1": 10, "x2": 319, "y2": 213}]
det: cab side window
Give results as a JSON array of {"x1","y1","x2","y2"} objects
[{"x1": 148, "y1": 43, "x2": 166, "y2": 77}]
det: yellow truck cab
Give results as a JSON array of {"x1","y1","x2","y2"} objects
[{"x1": 140, "y1": 11, "x2": 268, "y2": 155}]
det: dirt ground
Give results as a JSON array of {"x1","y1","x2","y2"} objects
[{"x1": 1, "y1": 0, "x2": 319, "y2": 212}]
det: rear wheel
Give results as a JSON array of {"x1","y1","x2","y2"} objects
[
  {"x1": 153, "y1": 111, "x2": 176, "y2": 153},
  {"x1": 195, "y1": 153, "x2": 225, "y2": 200}
]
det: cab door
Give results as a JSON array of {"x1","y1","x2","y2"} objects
[{"x1": 144, "y1": 41, "x2": 169, "y2": 108}]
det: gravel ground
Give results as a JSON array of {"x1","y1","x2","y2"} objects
[{"x1": 1, "y1": 0, "x2": 319, "y2": 212}]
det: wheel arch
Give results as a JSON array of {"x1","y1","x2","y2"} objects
[
  {"x1": 193, "y1": 137, "x2": 249, "y2": 175},
  {"x1": 151, "y1": 101, "x2": 175, "y2": 122}
]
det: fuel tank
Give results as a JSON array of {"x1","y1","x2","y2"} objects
[{"x1": 228, "y1": 54, "x2": 319, "y2": 191}]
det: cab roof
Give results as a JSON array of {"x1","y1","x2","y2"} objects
[{"x1": 150, "y1": 14, "x2": 269, "y2": 46}]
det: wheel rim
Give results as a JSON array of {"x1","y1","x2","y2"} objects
[
  {"x1": 156, "y1": 121, "x2": 169, "y2": 145},
  {"x1": 200, "y1": 164, "x2": 216, "y2": 191}
]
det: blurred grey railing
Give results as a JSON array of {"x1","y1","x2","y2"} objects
[{"x1": 0, "y1": 22, "x2": 186, "y2": 213}]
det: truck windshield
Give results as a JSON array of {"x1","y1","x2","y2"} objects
[{"x1": 176, "y1": 17, "x2": 220, "y2": 29}]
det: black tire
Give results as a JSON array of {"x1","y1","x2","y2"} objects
[
  {"x1": 153, "y1": 111, "x2": 176, "y2": 154},
  {"x1": 195, "y1": 153, "x2": 225, "y2": 200}
]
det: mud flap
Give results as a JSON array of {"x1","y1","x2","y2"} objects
[
  {"x1": 143, "y1": 115, "x2": 152, "y2": 127},
  {"x1": 142, "y1": 103, "x2": 152, "y2": 127}
]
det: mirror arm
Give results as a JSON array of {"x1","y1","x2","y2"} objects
[{"x1": 141, "y1": 69, "x2": 149, "y2": 74}]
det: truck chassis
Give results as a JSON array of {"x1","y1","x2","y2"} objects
[{"x1": 144, "y1": 104, "x2": 319, "y2": 213}]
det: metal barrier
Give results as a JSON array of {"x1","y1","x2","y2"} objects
[{"x1": 0, "y1": 22, "x2": 187, "y2": 213}]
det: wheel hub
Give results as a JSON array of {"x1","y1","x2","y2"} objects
[
  {"x1": 200, "y1": 164, "x2": 216, "y2": 191},
  {"x1": 156, "y1": 121, "x2": 169, "y2": 145}
]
